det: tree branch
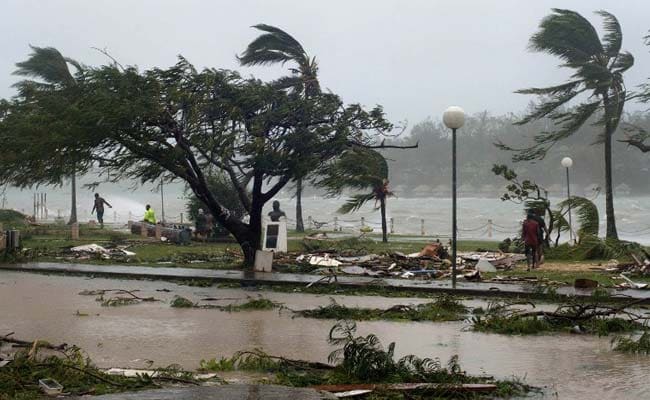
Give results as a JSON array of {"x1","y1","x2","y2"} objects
[{"x1": 619, "y1": 137, "x2": 650, "y2": 153}]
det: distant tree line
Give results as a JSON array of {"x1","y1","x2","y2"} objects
[{"x1": 383, "y1": 110, "x2": 650, "y2": 196}]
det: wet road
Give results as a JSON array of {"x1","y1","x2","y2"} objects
[{"x1": 2, "y1": 271, "x2": 649, "y2": 399}]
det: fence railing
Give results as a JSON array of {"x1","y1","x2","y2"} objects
[{"x1": 16, "y1": 207, "x2": 650, "y2": 240}]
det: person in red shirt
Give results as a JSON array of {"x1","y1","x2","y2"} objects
[{"x1": 522, "y1": 212, "x2": 540, "y2": 271}]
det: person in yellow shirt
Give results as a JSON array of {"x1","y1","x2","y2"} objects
[{"x1": 143, "y1": 204, "x2": 156, "y2": 224}]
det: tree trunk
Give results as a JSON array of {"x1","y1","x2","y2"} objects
[
  {"x1": 231, "y1": 223, "x2": 259, "y2": 267},
  {"x1": 380, "y1": 196, "x2": 387, "y2": 243},
  {"x1": 295, "y1": 178, "x2": 304, "y2": 232},
  {"x1": 192, "y1": 183, "x2": 261, "y2": 268},
  {"x1": 603, "y1": 96, "x2": 618, "y2": 240},
  {"x1": 67, "y1": 168, "x2": 77, "y2": 225}
]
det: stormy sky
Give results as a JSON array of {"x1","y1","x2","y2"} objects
[{"x1": 2, "y1": 0, "x2": 650, "y2": 125}]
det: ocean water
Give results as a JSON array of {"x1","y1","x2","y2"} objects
[{"x1": 3, "y1": 186, "x2": 649, "y2": 244}]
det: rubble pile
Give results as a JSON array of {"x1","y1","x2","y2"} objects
[{"x1": 276, "y1": 240, "x2": 526, "y2": 281}]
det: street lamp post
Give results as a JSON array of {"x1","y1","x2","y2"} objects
[
  {"x1": 443, "y1": 106, "x2": 465, "y2": 289},
  {"x1": 561, "y1": 157, "x2": 574, "y2": 244}
]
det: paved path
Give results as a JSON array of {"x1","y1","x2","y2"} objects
[
  {"x1": 2, "y1": 262, "x2": 649, "y2": 302},
  {"x1": 74, "y1": 385, "x2": 336, "y2": 399}
]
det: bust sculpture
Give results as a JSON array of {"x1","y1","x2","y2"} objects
[{"x1": 267, "y1": 200, "x2": 286, "y2": 222}]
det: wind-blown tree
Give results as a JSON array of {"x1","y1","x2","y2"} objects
[
  {"x1": 318, "y1": 148, "x2": 393, "y2": 242},
  {"x1": 620, "y1": 31, "x2": 650, "y2": 153},
  {"x1": 10, "y1": 46, "x2": 89, "y2": 224},
  {"x1": 3, "y1": 56, "x2": 398, "y2": 265},
  {"x1": 497, "y1": 9, "x2": 634, "y2": 239},
  {"x1": 239, "y1": 24, "x2": 321, "y2": 233}
]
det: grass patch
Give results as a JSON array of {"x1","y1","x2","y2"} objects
[
  {"x1": 170, "y1": 296, "x2": 195, "y2": 308},
  {"x1": 297, "y1": 295, "x2": 467, "y2": 322},
  {"x1": 297, "y1": 236, "x2": 500, "y2": 256},
  {"x1": 221, "y1": 298, "x2": 280, "y2": 312}
]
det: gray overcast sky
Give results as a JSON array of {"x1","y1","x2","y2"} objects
[{"x1": 2, "y1": 0, "x2": 649, "y2": 125}]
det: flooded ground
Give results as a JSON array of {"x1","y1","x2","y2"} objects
[{"x1": 2, "y1": 271, "x2": 650, "y2": 399}]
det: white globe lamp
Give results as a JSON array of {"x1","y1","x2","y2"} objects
[{"x1": 443, "y1": 106, "x2": 465, "y2": 129}]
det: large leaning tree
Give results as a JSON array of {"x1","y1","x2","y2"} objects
[
  {"x1": 1, "y1": 46, "x2": 92, "y2": 224},
  {"x1": 239, "y1": 24, "x2": 321, "y2": 233},
  {"x1": 497, "y1": 9, "x2": 634, "y2": 239},
  {"x1": 1, "y1": 56, "x2": 406, "y2": 265}
]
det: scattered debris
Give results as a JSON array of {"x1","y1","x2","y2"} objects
[
  {"x1": 39, "y1": 378, "x2": 63, "y2": 396},
  {"x1": 295, "y1": 296, "x2": 467, "y2": 322},
  {"x1": 79, "y1": 289, "x2": 160, "y2": 306},
  {"x1": 170, "y1": 296, "x2": 281, "y2": 311},
  {"x1": 67, "y1": 243, "x2": 136, "y2": 260},
  {"x1": 0, "y1": 337, "x2": 209, "y2": 399},
  {"x1": 198, "y1": 322, "x2": 531, "y2": 398},
  {"x1": 618, "y1": 274, "x2": 649, "y2": 290},
  {"x1": 476, "y1": 259, "x2": 497, "y2": 273},
  {"x1": 472, "y1": 296, "x2": 648, "y2": 335}
]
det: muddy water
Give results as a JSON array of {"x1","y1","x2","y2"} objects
[{"x1": 1, "y1": 271, "x2": 649, "y2": 399}]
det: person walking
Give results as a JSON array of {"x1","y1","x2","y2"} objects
[
  {"x1": 91, "y1": 193, "x2": 112, "y2": 228},
  {"x1": 143, "y1": 204, "x2": 156, "y2": 224},
  {"x1": 522, "y1": 212, "x2": 540, "y2": 271},
  {"x1": 528, "y1": 209, "x2": 547, "y2": 265}
]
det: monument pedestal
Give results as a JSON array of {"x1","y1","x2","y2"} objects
[{"x1": 262, "y1": 219, "x2": 287, "y2": 253}]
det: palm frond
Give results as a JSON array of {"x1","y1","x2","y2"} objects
[
  {"x1": 558, "y1": 196, "x2": 599, "y2": 237},
  {"x1": 530, "y1": 9, "x2": 603, "y2": 66},
  {"x1": 239, "y1": 24, "x2": 307, "y2": 67},
  {"x1": 514, "y1": 88, "x2": 585, "y2": 125},
  {"x1": 516, "y1": 80, "x2": 582, "y2": 96},
  {"x1": 612, "y1": 51, "x2": 634, "y2": 73},
  {"x1": 271, "y1": 76, "x2": 303, "y2": 94},
  {"x1": 338, "y1": 193, "x2": 376, "y2": 214},
  {"x1": 14, "y1": 45, "x2": 76, "y2": 86},
  {"x1": 510, "y1": 101, "x2": 600, "y2": 161},
  {"x1": 595, "y1": 10, "x2": 622, "y2": 57}
]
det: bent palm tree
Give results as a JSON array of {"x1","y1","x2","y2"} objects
[
  {"x1": 14, "y1": 46, "x2": 83, "y2": 224},
  {"x1": 498, "y1": 9, "x2": 634, "y2": 239},
  {"x1": 239, "y1": 24, "x2": 320, "y2": 232},
  {"x1": 319, "y1": 148, "x2": 393, "y2": 242}
]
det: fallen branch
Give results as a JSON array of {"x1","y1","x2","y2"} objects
[
  {"x1": 234, "y1": 350, "x2": 335, "y2": 370},
  {"x1": 37, "y1": 362, "x2": 126, "y2": 387},
  {"x1": 1, "y1": 333, "x2": 67, "y2": 351}
]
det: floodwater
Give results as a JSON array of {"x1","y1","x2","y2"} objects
[{"x1": 2, "y1": 271, "x2": 650, "y2": 399}]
